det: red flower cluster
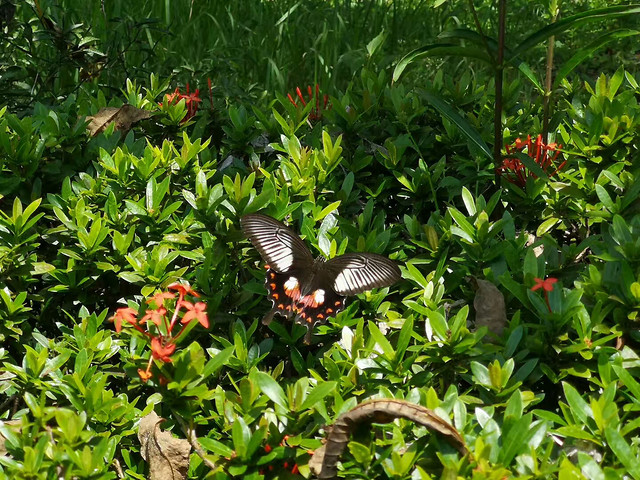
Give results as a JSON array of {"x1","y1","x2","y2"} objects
[
  {"x1": 496, "y1": 134, "x2": 566, "y2": 188},
  {"x1": 159, "y1": 84, "x2": 202, "y2": 122},
  {"x1": 531, "y1": 277, "x2": 558, "y2": 313},
  {"x1": 111, "y1": 282, "x2": 209, "y2": 382},
  {"x1": 287, "y1": 84, "x2": 330, "y2": 122},
  {"x1": 260, "y1": 435, "x2": 301, "y2": 475}
]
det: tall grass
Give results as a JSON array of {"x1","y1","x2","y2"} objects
[
  {"x1": 3, "y1": 0, "x2": 637, "y2": 111},
  {"x1": 50, "y1": 0, "x2": 446, "y2": 96}
]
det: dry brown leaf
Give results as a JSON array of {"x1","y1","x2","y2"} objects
[
  {"x1": 470, "y1": 277, "x2": 507, "y2": 337},
  {"x1": 309, "y1": 399, "x2": 468, "y2": 479},
  {"x1": 86, "y1": 104, "x2": 152, "y2": 137},
  {"x1": 138, "y1": 411, "x2": 191, "y2": 480}
]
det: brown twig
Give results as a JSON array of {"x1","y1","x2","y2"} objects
[
  {"x1": 173, "y1": 413, "x2": 217, "y2": 471},
  {"x1": 113, "y1": 458, "x2": 125, "y2": 479}
]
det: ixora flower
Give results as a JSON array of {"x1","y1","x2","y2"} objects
[
  {"x1": 531, "y1": 276, "x2": 558, "y2": 313},
  {"x1": 496, "y1": 134, "x2": 566, "y2": 188},
  {"x1": 531, "y1": 277, "x2": 558, "y2": 292},
  {"x1": 110, "y1": 282, "x2": 209, "y2": 382},
  {"x1": 287, "y1": 84, "x2": 330, "y2": 122},
  {"x1": 159, "y1": 84, "x2": 202, "y2": 122}
]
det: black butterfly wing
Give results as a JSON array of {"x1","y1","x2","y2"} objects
[
  {"x1": 323, "y1": 253, "x2": 401, "y2": 295},
  {"x1": 240, "y1": 214, "x2": 314, "y2": 272}
]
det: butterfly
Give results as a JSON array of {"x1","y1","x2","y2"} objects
[{"x1": 240, "y1": 213, "x2": 401, "y2": 343}]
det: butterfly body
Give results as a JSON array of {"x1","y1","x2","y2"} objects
[{"x1": 241, "y1": 214, "x2": 401, "y2": 343}]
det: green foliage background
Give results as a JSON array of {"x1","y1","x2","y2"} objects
[{"x1": 1, "y1": 0, "x2": 640, "y2": 479}]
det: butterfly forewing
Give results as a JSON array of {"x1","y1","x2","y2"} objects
[
  {"x1": 324, "y1": 253, "x2": 402, "y2": 295},
  {"x1": 240, "y1": 214, "x2": 314, "y2": 272}
]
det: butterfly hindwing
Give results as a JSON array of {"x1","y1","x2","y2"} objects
[
  {"x1": 240, "y1": 214, "x2": 314, "y2": 273},
  {"x1": 324, "y1": 253, "x2": 402, "y2": 295},
  {"x1": 264, "y1": 268, "x2": 346, "y2": 343}
]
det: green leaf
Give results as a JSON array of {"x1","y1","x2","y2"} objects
[
  {"x1": 604, "y1": 427, "x2": 640, "y2": 479},
  {"x1": 512, "y1": 5, "x2": 640, "y2": 60},
  {"x1": 252, "y1": 371, "x2": 288, "y2": 409},
  {"x1": 448, "y1": 207, "x2": 476, "y2": 239},
  {"x1": 562, "y1": 382, "x2": 591, "y2": 425},
  {"x1": 246, "y1": 425, "x2": 268, "y2": 459},
  {"x1": 461, "y1": 186, "x2": 476, "y2": 215},
  {"x1": 405, "y1": 263, "x2": 427, "y2": 288},
  {"x1": 31, "y1": 262, "x2": 55, "y2": 275},
  {"x1": 232, "y1": 416, "x2": 251, "y2": 459},
  {"x1": 23, "y1": 392, "x2": 41, "y2": 417},
  {"x1": 426, "y1": 308, "x2": 448, "y2": 341},
  {"x1": 367, "y1": 322, "x2": 395, "y2": 360},
  {"x1": 505, "y1": 391, "x2": 523, "y2": 419},
  {"x1": 512, "y1": 152, "x2": 548, "y2": 180},
  {"x1": 394, "y1": 44, "x2": 493, "y2": 82},
  {"x1": 537, "y1": 217, "x2": 560, "y2": 236},
  {"x1": 471, "y1": 361, "x2": 491, "y2": 387},
  {"x1": 202, "y1": 347, "x2": 234, "y2": 377},
  {"x1": 438, "y1": 28, "x2": 498, "y2": 55},
  {"x1": 518, "y1": 62, "x2": 544, "y2": 93},
  {"x1": 299, "y1": 381, "x2": 337, "y2": 411},
  {"x1": 504, "y1": 326, "x2": 523, "y2": 358},
  {"x1": 348, "y1": 441, "x2": 371, "y2": 464},
  {"x1": 395, "y1": 317, "x2": 413, "y2": 361},
  {"x1": 595, "y1": 184, "x2": 615, "y2": 211},
  {"x1": 366, "y1": 30, "x2": 387, "y2": 57},
  {"x1": 553, "y1": 30, "x2": 640, "y2": 89},
  {"x1": 421, "y1": 92, "x2": 492, "y2": 159},
  {"x1": 499, "y1": 413, "x2": 534, "y2": 464},
  {"x1": 612, "y1": 365, "x2": 640, "y2": 401},
  {"x1": 199, "y1": 437, "x2": 235, "y2": 458}
]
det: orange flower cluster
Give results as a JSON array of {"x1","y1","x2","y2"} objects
[
  {"x1": 287, "y1": 84, "x2": 330, "y2": 122},
  {"x1": 159, "y1": 84, "x2": 202, "y2": 122},
  {"x1": 496, "y1": 134, "x2": 566, "y2": 187},
  {"x1": 111, "y1": 282, "x2": 208, "y2": 382}
]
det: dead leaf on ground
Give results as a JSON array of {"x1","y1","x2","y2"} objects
[
  {"x1": 309, "y1": 399, "x2": 468, "y2": 479},
  {"x1": 86, "y1": 104, "x2": 152, "y2": 137},
  {"x1": 138, "y1": 411, "x2": 191, "y2": 480},
  {"x1": 469, "y1": 276, "x2": 507, "y2": 337}
]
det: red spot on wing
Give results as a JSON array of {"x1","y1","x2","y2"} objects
[{"x1": 299, "y1": 294, "x2": 320, "y2": 308}]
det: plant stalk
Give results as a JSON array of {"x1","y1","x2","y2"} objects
[
  {"x1": 493, "y1": 0, "x2": 507, "y2": 168},
  {"x1": 543, "y1": 5, "x2": 559, "y2": 143}
]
